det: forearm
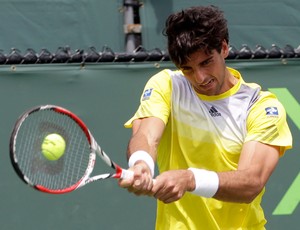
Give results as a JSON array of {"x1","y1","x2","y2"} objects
[
  {"x1": 188, "y1": 168, "x2": 264, "y2": 203},
  {"x1": 151, "y1": 168, "x2": 263, "y2": 204},
  {"x1": 126, "y1": 118, "x2": 166, "y2": 180},
  {"x1": 126, "y1": 132, "x2": 157, "y2": 177},
  {"x1": 126, "y1": 117, "x2": 163, "y2": 161},
  {"x1": 127, "y1": 132, "x2": 156, "y2": 160},
  {"x1": 213, "y1": 169, "x2": 264, "y2": 203}
]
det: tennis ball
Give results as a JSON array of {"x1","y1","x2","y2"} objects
[{"x1": 41, "y1": 133, "x2": 66, "y2": 161}]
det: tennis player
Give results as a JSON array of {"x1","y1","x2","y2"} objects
[{"x1": 119, "y1": 5, "x2": 292, "y2": 229}]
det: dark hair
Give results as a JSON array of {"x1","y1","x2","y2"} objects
[{"x1": 164, "y1": 5, "x2": 229, "y2": 67}]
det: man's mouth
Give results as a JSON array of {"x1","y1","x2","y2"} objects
[{"x1": 200, "y1": 79, "x2": 214, "y2": 87}]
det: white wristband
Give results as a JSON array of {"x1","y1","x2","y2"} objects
[
  {"x1": 188, "y1": 168, "x2": 219, "y2": 198},
  {"x1": 128, "y1": 150, "x2": 155, "y2": 177}
]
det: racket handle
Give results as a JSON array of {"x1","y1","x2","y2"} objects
[
  {"x1": 121, "y1": 169, "x2": 156, "y2": 185},
  {"x1": 121, "y1": 169, "x2": 134, "y2": 179}
]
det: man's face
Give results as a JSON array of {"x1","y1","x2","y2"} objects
[{"x1": 179, "y1": 42, "x2": 233, "y2": 96}]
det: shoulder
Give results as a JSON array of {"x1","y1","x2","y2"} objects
[
  {"x1": 245, "y1": 90, "x2": 292, "y2": 155},
  {"x1": 252, "y1": 91, "x2": 285, "y2": 113},
  {"x1": 145, "y1": 69, "x2": 184, "y2": 95},
  {"x1": 247, "y1": 90, "x2": 287, "y2": 127},
  {"x1": 147, "y1": 69, "x2": 183, "y2": 84}
]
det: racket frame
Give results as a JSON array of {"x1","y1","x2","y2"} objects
[{"x1": 10, "y1": 105, "x2": 132, "y2": 194}]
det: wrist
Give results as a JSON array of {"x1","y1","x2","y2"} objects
[
  {"x1": 188, "y1": 168, "x2": 219, "y2": 198},
  {"x1": 128, "y1": 150, "x2": 155, "y2": 177}
]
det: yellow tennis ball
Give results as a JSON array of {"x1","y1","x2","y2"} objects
[{"x1": 41, "y1": 133, "x2": 66, "y2": 161}]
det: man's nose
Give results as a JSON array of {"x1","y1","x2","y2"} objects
[{"x1": 194, "y1": 69, "x2": 206, "y2": 84}]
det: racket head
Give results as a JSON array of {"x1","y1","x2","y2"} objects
[{"x1": 10, "y1": 105, "x2": 95, "y2": 194}]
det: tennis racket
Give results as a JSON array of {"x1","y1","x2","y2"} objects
[{"x1": 10, "y1": 105, "x2": 133, "y2": 194}]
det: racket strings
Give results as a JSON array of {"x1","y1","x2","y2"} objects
[{"x1": 14, "y1": 109, "x2": 91, "y2": 191}]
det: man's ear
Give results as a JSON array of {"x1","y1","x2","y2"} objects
[{"x1": 221, "y1": 40, "x2": 229, "y2": 58}]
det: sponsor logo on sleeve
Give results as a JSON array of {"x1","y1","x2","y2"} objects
[
  {"x1": 265, "y1": 107, "x2": 279, "y2": 116},
  {"x1": 142, "y1": 88, "x2": 153, "y2": 101}
]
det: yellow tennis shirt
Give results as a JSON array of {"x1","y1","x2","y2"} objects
[{"x1": 125, "y1": 67, "x2": 292, "y2": 230}]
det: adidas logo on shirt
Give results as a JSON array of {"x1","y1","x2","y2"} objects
[{"x1": 209, "y1": 106, "x2": 221, "y2": 117}]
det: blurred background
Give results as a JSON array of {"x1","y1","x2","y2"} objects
[{"x1": 0, "y1": 0, "x2": 299, "y2": 229}]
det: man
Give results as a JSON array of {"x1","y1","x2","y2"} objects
[{"x1": 119, "y1": 5, "x2": 292, "y2": 230}]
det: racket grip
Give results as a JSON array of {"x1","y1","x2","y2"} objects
[
  {"x1": 121, "y1": 169, "x2": 156, "y2": 184},
  {"x1": 121, "y1": 169, "x2": 134, "y2": 179}
]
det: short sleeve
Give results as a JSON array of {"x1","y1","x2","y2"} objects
[
  {"x1": 124, "y1": 69, "x2": 172, "y2": 128},
  {"x1": 245, "y1": 91, "x2": 292, "y2": 156}
]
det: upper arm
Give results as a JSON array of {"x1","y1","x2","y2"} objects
[
  {"x1": 125, "y1": 70, "x2": 171, "y2": 160},
  {"x1": 238, "y1": 141, "x2": 280, "y2": 188},
  {"x1": 215, "y1": 140, "x2": 280, "y2": 202}
]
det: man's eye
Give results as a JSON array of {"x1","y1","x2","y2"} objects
[
  {"x1": 181, "y1": 68, "x2": 191, "y2": 72},
  {"x1": 202, "y1": 59, "x2": 211, "y2": 66},
  {"x1": 202, "y1": 57, "x2": 214, "y2": 66}
]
